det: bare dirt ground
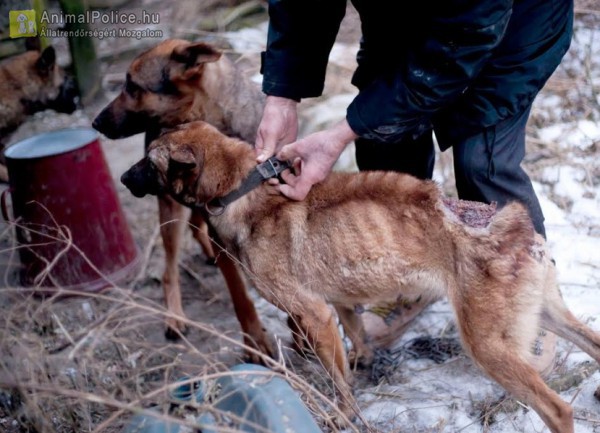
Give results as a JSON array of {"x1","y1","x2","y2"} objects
[{"x1": 1, "y1": 1, "x2": 599, "y2": 433}]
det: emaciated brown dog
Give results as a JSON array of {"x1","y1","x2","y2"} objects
[
  {"x1": 122, "y1": 121, "x2": 600, "y2": 433},
  {"x1": 92, "y1": 39, "x2": 272, "y2": 360},
  {"x1": 0, "y1": 46, "x2": 78, "y2": 181}
]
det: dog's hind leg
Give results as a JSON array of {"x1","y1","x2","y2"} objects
[
  {"x1": 188, "y1": 210, "x2": 217, "y2": 265},
  {"x1": 158, "y1": 195, "x2": 190, "y2": 340},
  {"x1": 471, "y1": 344, "x2": 573, "y2": 433},
  {"x1": 335, "y1": 305, "x2": 373, "y2": 369},
  {"x1": 540, "y1": 265, "x2": 600, "y2": 363},
  {"x1": 454, "y1": 297, "x2": 574, "y2": 433}
]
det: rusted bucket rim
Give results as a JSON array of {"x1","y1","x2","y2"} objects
[{"x1": 5, "y1": 128, "x2": 98, "y2": 160}]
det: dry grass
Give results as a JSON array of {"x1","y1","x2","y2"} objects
[
  {"x1": 0, "y1": 215, "x2": 369, "y2": 433},
  {"x1": 0, "y1": 286, "x2": 363, "y2": 433}
]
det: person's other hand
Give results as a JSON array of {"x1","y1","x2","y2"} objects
[
  {"x1": 255, "y1": 96, "x2": 298, "y2": 163},
  {"x1": 277, "y1": 119, "x2": 358, "y2": 201}
]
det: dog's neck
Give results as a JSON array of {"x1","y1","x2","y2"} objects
[
  {"x1": 197, "y1": 134, "x2": 281, "y2": 229},
  {"x1": 206, "y1": 156, "x2": 291, "y2": 212},
  {"x1": 193, "y1": 58, "x2": 265, "y2": 143},
  {"x1": 197, "y1": 135, "x2": 258, "y2": 204}
]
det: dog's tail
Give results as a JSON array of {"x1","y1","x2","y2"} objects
[{"x1": 540, "y1": 263, "x2": 600, "y2": 363}]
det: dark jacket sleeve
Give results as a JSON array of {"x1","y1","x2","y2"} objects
[
  {"x1": 347, "y1": 1, "x2": 513, "y2": 143},
  {"x1": 261, "y1": 0, "x2": 346, "y2": 101}
]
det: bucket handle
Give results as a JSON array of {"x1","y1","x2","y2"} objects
[{"x1": 1, "y1": 188, "x2": 13, "y2": 222}]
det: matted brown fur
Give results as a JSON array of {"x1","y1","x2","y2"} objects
[
  {"x1": 0, "y1": 46, "x2": 77, "y2": 181},
  {"x1": 123, "y1": 121, "x2": 600, "y2": 433},
  {"x1": 93, "y1": 39, "x2": 271, "y2": 360}
]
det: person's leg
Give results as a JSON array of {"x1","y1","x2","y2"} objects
[
  {"x1": 449, "y1": 107, "x2": 546, "y2": 238},
  {"x1": 355, "y1": 131, "x2": 435, "y2": 180}
]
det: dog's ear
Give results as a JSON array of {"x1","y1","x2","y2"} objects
[
  {"x1": 148, "y1": 145, "x2": 169, "y2": 172},
  {"x1": 171, "y1": 43, "x2": 221, "y2": 79},
  {"x1": 35, "y1": 46, "x2": 56, "y2": 74},
  {"x1": 166, "y1": 144, "x2": 201, "y2": 196},
  {"x1": 169, "y1": 146, "x2": 197, "y2": 170}
]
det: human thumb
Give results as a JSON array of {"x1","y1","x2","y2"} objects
[
  {"x1": 255, "y1": 132, "x2": 276, "y2": 163},
  {"x1": 277, "y1": 141, "x2": 301, "y2": 162}
]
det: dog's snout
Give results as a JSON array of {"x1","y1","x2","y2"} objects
[
  {"x1": 91, "y1": 116, "x2": 101, "y2": 131},
  {"x1": 120, "y1": 169, "x2": 132, "y2": 187},
  {"x1": 121, "y1": 159, "x2": 161, "y2": 198},
  {"x1": 49, "y1": 75, "x2": 78, "y2": 114},
  {"x1": 121, "y1": 166, "x2": 147, "y2": 198},
  {"x1": 92, "y1": 107, "x2": 111, "y2": 134}
]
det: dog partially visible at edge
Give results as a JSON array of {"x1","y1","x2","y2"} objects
[
  {"x1": 92, "y1": 39, "x2": 272, "y2": 361},
  {"x1": 122, "y1": 120, "x2": 600, "y2": 433},
  {"x1": 0, "y1": 46, "x2": 78, "y2": 181}
]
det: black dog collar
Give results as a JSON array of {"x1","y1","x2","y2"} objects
[{"x1": 204, "y1": 157, "x2": 291, "y2": 216}]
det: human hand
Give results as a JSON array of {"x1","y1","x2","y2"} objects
[
  {"x1": 276, "y1": 119, "x2": 358, "y2": 201},
  {"x1": 255, "y1": 96, "x2": 299, "y2": 163}
]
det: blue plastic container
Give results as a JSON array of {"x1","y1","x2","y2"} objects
[{"x1": 123, "y1": 364, "x2": 322, "y2": 433}]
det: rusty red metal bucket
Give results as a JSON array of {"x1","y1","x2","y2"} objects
[{"x1": 2, "y1": 128, "x2": 140, "y2": 294}]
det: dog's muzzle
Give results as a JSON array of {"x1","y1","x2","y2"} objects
[
  {"x1": 50, "y1": 76, "x2": 79, "y2": 114},
  {"x1": 121, "y1": 158, "x2": 161, "y2": 198}
]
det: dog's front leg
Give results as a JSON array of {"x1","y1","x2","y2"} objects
[
  {"x1": 0, "y1": 164, "x2": 8, "y2": 183},
  {"x1": 287, "y1": 300, "x2": 358, "y2": 426},
  {"x1": 208, "y1": 235, "x2": 274, "y2": 363},
  {"x1": 189, "y1": 210, "x2": 217, "y2": 265},
  {"x1": 158, "y1": 195, "x2": 189, "y2": 340}
]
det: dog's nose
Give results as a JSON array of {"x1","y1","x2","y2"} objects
[
  {"x1": 120, "y1": 166, "x2": 152, "y2": 198},
  {"x1": 92, "y1": 116, "x2": 101, "y2": 131},
  {"x1": 120, "y1": 170, "x2": 133, "y2": 188},
  {"x1": 92, "y1": 109, "x2": 110, "y2": 133}
]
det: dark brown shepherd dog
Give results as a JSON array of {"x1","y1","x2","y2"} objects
[
  {"x1": 0, "y1": 46, "x2": 78, "y2": 181},
  {"x1": 92, "y1": 39, "x2": 272, "y2": 361},
  {"x1": 122, "y1": 121, "x2": 600, "y2": 433}
]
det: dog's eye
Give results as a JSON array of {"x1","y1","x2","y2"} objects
[{"x1": 125, "y1": 77, "x2": 143, "y2": 95}]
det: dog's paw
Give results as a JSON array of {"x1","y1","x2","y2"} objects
[
  {"x1": 348, "y1": 347, "x2": 374, "y2": 370},
  {"x1": 289, "y1": 338, "x2": 316, "y2": 360},
  {"x1": 164, "y1": 320, "x2": 189, "y2": 341},
  {"x1": 324, "y1": 408, "x2": 355, "y2": 430},
  {"x1": 242, "y1": 333, "x2": 275, "y2": 365}
]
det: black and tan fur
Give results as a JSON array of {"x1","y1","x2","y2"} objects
[
  {"x1": 93, "y1": 39, "x2": 272, "y2": 360},
  {"x1": 0, "y1": 46, "x2": 77, "y2": 181}
]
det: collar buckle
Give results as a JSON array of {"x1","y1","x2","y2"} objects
[{"x1": 256, "y1": 157, "x2": 291, "y2": 179}]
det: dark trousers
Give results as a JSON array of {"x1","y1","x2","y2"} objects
[{"x1": 355, "y1": 107, "x2": 546, "y2": 237}]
